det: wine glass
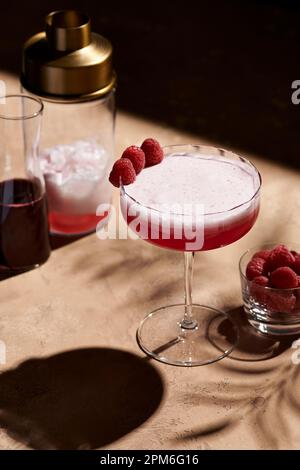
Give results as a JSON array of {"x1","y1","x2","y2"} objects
[{"x1": 120, "y1": 145, "x2": 261, "y2": 366}]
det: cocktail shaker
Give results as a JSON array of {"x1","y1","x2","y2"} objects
[{"x1": 21, "y1": 10, "x2": 116, "y2": 235}]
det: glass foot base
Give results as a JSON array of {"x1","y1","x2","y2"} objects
[{"x1": 137, "y1": 304, "x2": 239, "y2": 367}]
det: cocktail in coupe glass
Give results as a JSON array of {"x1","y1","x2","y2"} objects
[{"x1": 120, "y1": 145, "x2": 262, "y2": 366}]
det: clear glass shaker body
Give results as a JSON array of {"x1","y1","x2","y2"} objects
[{"x1": 22, "y1": 89, "x2": 115, "y2": 236}]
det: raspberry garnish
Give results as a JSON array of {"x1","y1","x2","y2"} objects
[
  {"x1": 246, "y1": 257, "x2": 266, "y2": 280},
  {"x1": 270, "y1": 267, "x2": 298, "y2": 289},
  {"x1": 109, "y1": 158, "x2": 136, "y2": 187},
  {"x1": 141, "y1": 138, "x2": 164, "y2": 167},
  {"x1": 265, "y1": 244, "x2": 295, "y2": 273},
  {"x1": 121, "y1": 146, "x2": 145, "y2": 174},
  {"x1": 253, "y1": 250, "x2": 271, "y2": 261}
]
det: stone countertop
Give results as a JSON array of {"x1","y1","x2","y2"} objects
[{"x1": 0, "y1": 72, "x2": 300, "y2": 450}]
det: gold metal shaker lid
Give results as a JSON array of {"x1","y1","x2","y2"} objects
[{"x1": 21, "y1": 10, "x2": 116, "y2": 102}]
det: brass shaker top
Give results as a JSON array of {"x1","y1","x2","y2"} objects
[{"x1": 21, "y1": 10, "x2": 116, "y2": 102}]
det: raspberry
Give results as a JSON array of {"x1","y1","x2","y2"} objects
[
  {"x1": 250, "y1": 283, "x2": 296, "y2": 313},
  {"x1": 250, "y1": 277, "x2": 269, "y2": 304},
  {"x1": 141, "y1": 138, "x2": 164, "y2": 167},
  {"x1": 265, "y1": 244, "x2": 295, "y2": 272},
  {"x1": 265, "y1": 291, "x2": 296, "y2": 313},
  {"x1": 294, "y1": 289, "x2": 300, "y2": 309},
  {"x1": 109, "y1": 158, "x2": 136, "y2": 187},
  {"x1": 121, "y1": 146, "x2": 145, "y2": 174},
  {"x1": 250, "y1": 282, "x2": 268, "y2": 305},
  {"x1": 246, "y1": 257, "x2": 266, "y2": 280},
  {"x1": 252, "y1": 276, "x2": 269, "y2": 286},
  {"x1": 291, "y1": 250, "x2": 299, "y2": 257},
  {"x1": 270, "y1": 267, "x2": 298, "y2": 289},
  {"x1": 253, "y1": 250, "x2": 270, "y2": 261},
  {"x1": 292, "y1": 255, "x2": 300, "y2": 275}
]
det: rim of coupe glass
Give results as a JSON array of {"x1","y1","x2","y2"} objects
[
  {"x1": 239, "y1": 245, "x2": 300, "y2": 291},
  {"x1": 0, "y1": 94, "x2": 44, "y2": 120},
  {"x1": 121, "y1": 144, "x2": 262, "y2": 217}
]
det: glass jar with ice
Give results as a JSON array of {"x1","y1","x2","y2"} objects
[{"x1": 21, "y1": 10, "x2": 116, "y2": 235}]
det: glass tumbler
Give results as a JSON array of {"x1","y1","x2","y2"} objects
[
  {"x1": 240, "y1": 244, "x2": 300, "y2": 335},
  {"x1": 0, "y1": 94, "x2": 51, "y2": 272}
]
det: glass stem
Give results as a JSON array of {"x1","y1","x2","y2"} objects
[{"x1": 181, "y1": 251, "x2": 198, "y2": 330}]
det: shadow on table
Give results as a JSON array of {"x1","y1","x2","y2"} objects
[
  {"x1": 175, "y1": 360, "x2": 300, "y2": 449},
  {"x1": 50, "y1": 233, "x2": 88, "y2": 250},
  {"x1": 174, "y1": 307, "x2": 300, "y2": 448},
  {"x1": 0, "y1": 233, "x2": 89, "y2": 282},
  {"x1": 0, "y1": 347, "x2": 164, "y2": 449},
  {"x1": 220, "y1": 306, "x2": 297, "y2": 364}
]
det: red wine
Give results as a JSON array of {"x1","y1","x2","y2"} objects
[{"x1": 0, "y1": 178, "x2": 50, "y2": 270}]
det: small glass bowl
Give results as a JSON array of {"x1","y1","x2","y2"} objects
[{"x1": 239, "y1": 244, "x2": 300, "y2": 336}]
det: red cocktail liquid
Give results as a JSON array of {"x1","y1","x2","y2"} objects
[
  {"x1": 48, "y1": 211, "x2": 109, "y2": 235},
  {"x1": 125, "y1": 204, "x2": 259, "y2": 252}
]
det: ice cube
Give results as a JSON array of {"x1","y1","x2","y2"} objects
[{"x1": 41, "y1": 139, "x2": 111, "y2": 213}]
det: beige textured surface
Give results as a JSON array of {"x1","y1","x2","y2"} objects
[{"x1": 0, "y1": 71, "x2": 300, "y2": 450}]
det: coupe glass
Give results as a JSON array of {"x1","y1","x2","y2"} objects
[{"x1": 120, "y1": 145, "x2": 262, "y2": 366}]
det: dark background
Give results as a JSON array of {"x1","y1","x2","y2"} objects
[{"x1": 1, "y1": 0, "x2": 300, "y2": 167}]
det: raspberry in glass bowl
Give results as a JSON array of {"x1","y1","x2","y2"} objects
[{"x1": 239, "y1": 243, "x2": 300, "y2": 335}]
